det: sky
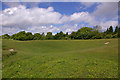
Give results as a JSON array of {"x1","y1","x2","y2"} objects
[{"x1": 0, "y1": 2, "x2": 118, "y2": 35}]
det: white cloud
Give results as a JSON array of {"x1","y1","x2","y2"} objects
[
  {"x1": 70, "y1": 12, "x2": 98, "y2": 25},
  {"x1": 59, "y1": 15, "x2": 70, "y2": 23},
  {"x1": 2, "y1": 0, "x2": 119, "y2": 2},
  {"x1": 3, "y1": 2, "x2": 41, "y2": 8},
  {"x1": 99, "y1": 21, "x2": 118, "y2": 30},
  {"x1": 27, "y1": 25, "x2": 60, "y2": 34},
  {"x1": 25, "y1": 23, "x2": 83, "y2": 35},
  {"x1": 92, "y1": 2, "x2": 118, "y2": 19},
  {"x1": 63, "y1": 24, "x2": 77, "y2": 33},
  {"x1": 1, "y1": 2, "x2": 118, "y2": 34},
  {"x1": 3, "y1": 2, "x2": 20, "y2": 7},
  {"x1": 57, "y1": 24, "x2": 83, "y2": 34},
  {"x1": 1, "y1": 5, "x2": 62, "y2": 28},
  {"x1": 2, "y1": 27, "x2": 19, "y2": 35},
  {"x1": 81, "y1": 2, "x2": 96, "y2": 8}
]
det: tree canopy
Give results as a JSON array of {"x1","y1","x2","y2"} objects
[{"x1": 2, "y1": 26, "x2": 120, "y2": 41}]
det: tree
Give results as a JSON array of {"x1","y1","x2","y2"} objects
[
  {"x1": 17, "y1": 35, "x2": 26, "y2": 41},
  {"x1": 66, "y1": 32, "x2": 68, "y2": 36},
  {"x1": 93, "y1": 25, "x2": 102, "y2": 32},
  {"x1": 114, "y1": 26, "x2": 118, "y2": 34},
  {"x1": 41, "y1": 32, "x2": 46, "y2": 40},
  {"x1": 54, "y1": 31, "x2": 65, "y2": 40},
  {"x1": 14, "y1": 31, "x2": 26, "y2": 40},
  {"x1": 10, "y1": 34, "x2": 15, "y2": 39},
  {"x1": 91, "y1": 30, "x2": 102, "y2": 39},
  {"x1": 46, "y1": 32, "x2": 53, "y2": 40},
  {"x1": 2, "y1": 34, "x2": 10, "y2": 39},
  {"x1": 6, "y1": 25, "x2": 119, "y2": 40},
  {"x1": 118, "y1": 26, "x2": 120, "y2": 38},
  {"x1": 54, "y1": 33, "x2": 59, "y2": 40},
  {"x1": 59, "y1": 31, "x2": 64, "y2": 39},
  {"x1": 109, "y1": 26, "x2": 113, "y2": 34},
  {"x1": 65, "y1": 32, "x2": 69, "y2": 40},
  {"x1": 105, "y1": 26, "x2": 113, "y2": 35},
  {"x1": 33, "y1": 33, "x2": 42, "y2": 40},
  {"x1": 18, "y1": 31, "x2": 26, "y2": 35},
  {"x1": 26, "y1": 32, "x2": 33, "y2": 40},
  {"x1": 10, "y1": 31, "x2": 34, "y2": 41},
  {"x1": 76, "y1": 27, "x2": 93, "y2": 39},
  {"x1": 70, "y1": 32, "x2": 77, "y2": 39}
]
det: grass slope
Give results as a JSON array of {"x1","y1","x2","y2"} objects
[{"x1": 2, "y1": 39, "x2": 118, "y2": 78}]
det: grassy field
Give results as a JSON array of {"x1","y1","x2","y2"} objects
[{"x1": 2, "y1": 39, "x2": 118, "y2": 78}]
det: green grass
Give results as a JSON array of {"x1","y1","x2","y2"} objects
[{"x1": 2, "y1": 39, "x2": 118, "y2": 78}]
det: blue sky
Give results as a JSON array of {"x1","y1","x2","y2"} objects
[
  {"x1": 2, "y1": 2, "x2": 98, "y2": 15},
  {"x1": 1, "y1": 2, "x2": 118, "y2": 35}
]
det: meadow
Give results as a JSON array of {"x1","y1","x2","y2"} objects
[{"x1": 2, "y1": 39, "x2": 118, "y2": 78}]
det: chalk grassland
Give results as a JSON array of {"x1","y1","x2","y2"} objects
[{"x1": 2, "y1": 39, "x2": 118, "y2": 78}]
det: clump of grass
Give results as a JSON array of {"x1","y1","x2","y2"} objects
[{"x1": 10, "y1": 51, "x2": 17, "y2": 55}]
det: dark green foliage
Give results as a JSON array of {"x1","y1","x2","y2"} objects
[
  {"x1": 2, "y1": 26, "x2": 119, "y2": 41},
  {"x1": 10, "y1": 34, "x2": 16, "y2": 39},
  {"x1": 118, "y1": 26, "x2": 120, "y2": 38},
  {"x1": 105, "y1": 26, "x2": 113, "y2": 34},
  {"x1": 8, "y1": 31, "x2": 33, "y2": 41},
  {"x1": 13, "y1": 31, "x2": 26, "y2": 40},
  {"x1": 2, "y1": 34, "x2": 10, "y2": 39},
  {"x1": 114, "y1": 26, "x2": 118, "y2": 34},
  {"x1": 46, "y1": 32, "x2": 53, "y2": 40},
  {"x1": 41, "y1": 32, "x2": 46, "y2": 40},
  {"x1": 77, "y1": 27, "x2": 93, "y2": 39},
  {"x1": 26, "y1": 32, "x2": 34, "y2": 40},
  {"x1": 33, "y1": 33, "x2": 42, "y2": 40},
  {"x1": 70, "y1": 32, "x2": 77, "y2": 39},
  {"x1": 105, "y1": 34, "x2": 113, "y2": 39},
  {"x1": 65, "y1": 32, "x2": 69, "y2": 40},
  {"x1": 109, "y1": 26, "x2": 113, "y2": 34},
  {"x1": 54, "y1": 31, "x2": 66, "y2": 40}
]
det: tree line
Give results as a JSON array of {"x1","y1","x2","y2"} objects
[{"x1": 2, "y1": 26, "x2": 120, "y2": 41}]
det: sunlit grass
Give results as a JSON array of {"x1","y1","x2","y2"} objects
[{"x1": 2, "y1": 39, "x2": 118, "y2": 78}]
